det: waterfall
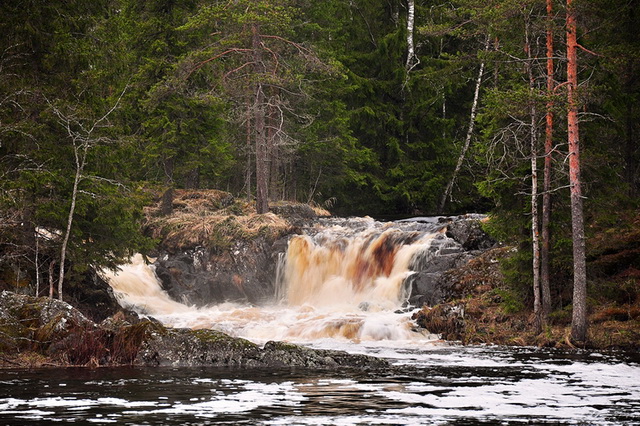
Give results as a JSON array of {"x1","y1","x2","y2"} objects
[{"x1": 105, "y1": 217, "x2": 449, "y2": 344}]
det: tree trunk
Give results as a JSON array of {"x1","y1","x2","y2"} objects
[
  {"x1": 245, "y1": 102, "x2": 252, "y2": 201},
  {"x1": 58, "y1": 143, "x2": 87, "y2": 301},
  {"x1": 438, "y1": 37, "x2": 489, "y2": 214},
  {"x1": 252, "y1": 23, "x2": 269, "y2": 214},
  {"x1": 48, "y1": 260, "x2": 56, "y2": 299},
  {"x1": 405, "y1": 0, "x2": 418, "y2": 74},
  {"x1": 540, "y1": 0, "x2": 554, "y2": 319},
  {"x1": 160, "y1": 187, "x2": 174, "y2": 216},
  {"x1": 525, "y1": 13, "x2": 542, "y2": 331},
  {"x1": 567, "y1": 0, "x2": 588, "y2": 344}
]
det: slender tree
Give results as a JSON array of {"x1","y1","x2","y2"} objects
[
  {"x1": 540, "y1": 0, "x2": 555, "y2": 320},
  {"x1": 51, "y1": 91, "x2": 125, "y2": 300},
  {"x1": 524, "y1": 7, "x2": 542, "y2": 331},
  {"x1": 439, "y1": 37, "x2": 490, "y2": 214},
  {"x1": 566, "y1": 0, "x2": 588, "y2": 344}
]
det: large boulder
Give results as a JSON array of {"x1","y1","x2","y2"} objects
[
  {"x1": 135, "y1": 327, "x2": 388, "y2": 369},
  {"x1": 406, "y1": 216, "x2": 496, "y2": 307},
  {"x1": 444, "y1": 216, "x2": 496, "y2": 251},
  {"x1": 154, "y1": 236, "x2": 289, "y2": 306},
  {"x1": 0, "y1": 291, "x2": 96, "y2": 355}
]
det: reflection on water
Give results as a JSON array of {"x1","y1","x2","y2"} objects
[
  {"x1": 87, "y1": 218, "x2": 640, "y2": 424},
  {"x1": 1, "y1": 345, "x2": 639, "y2": 425}
]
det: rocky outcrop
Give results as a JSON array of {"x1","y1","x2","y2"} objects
[
  {"x1": 64, "y1": 269, "x2": 121, "y2": 322},
  {"x1": 136, "y1": 328, "x2": 388, "y2": 369},
  {"x1": 0, "y1": 291, "x2": 387, "y2": 369},
  {"x1": 405, "y1": 215, "x2": 497, "y2": 307},
  {"x1": 154, "y1": 236, "x2": 289, "y2": 306}
]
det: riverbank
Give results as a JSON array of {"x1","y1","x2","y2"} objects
[
  {"x1": 412, "y1": 243, "x2": 640, "y2": 351},
  {"x1": 0, "y1": 291, "x2": 388, "y2": 369},
  {"x1": 1, "y1": 191, "x2": 637, "y2": 368}
]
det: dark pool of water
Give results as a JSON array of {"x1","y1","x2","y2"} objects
[{"x1": 1, "y1": 345, "x2": 639, "y2": 425}]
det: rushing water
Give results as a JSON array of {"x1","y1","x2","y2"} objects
[
  {"x1": 1, "y1": 345, "x2": 639, "y2": 424},
  {"x1": 3, "y1": 216, "x2": 639, "y2": 424}
]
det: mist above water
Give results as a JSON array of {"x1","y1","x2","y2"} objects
[{"x1": 105, "y1": 217, "x2": 446, "y2": 345}]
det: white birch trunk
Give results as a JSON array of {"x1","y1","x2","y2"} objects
[
  {"x1": 405, "y1": 0, "x2": 418, "y2": 72},
  {"x1": 438, "y1": 37, "x2": 489, "y2": 214},
  {"x1": 525, "y1": 13, "x2": 542, "y2": 330}
]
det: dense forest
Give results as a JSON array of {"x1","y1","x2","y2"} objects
[{"x1": 1, "y1": 0, "x2": 638, "y2": 343}]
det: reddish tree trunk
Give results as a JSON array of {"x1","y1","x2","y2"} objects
[{"x1": 567, "y1": 0, "x2": 588, "y2": 344}]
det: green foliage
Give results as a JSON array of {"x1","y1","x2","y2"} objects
[
  {"x1": 493, "y1": 288, "x2": 526, "y2": 314},
  {"x1": 1, "y1": 0, "x2": 639, "y2": 305}
]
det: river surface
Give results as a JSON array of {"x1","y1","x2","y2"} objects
[
  {"x1": 1, "y1": 343, "x2": 639, "y2": 425},
  {"x1": 4, "y1": 217, "x2": 638, "y2": 424}
]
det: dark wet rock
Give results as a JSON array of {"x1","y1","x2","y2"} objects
[
  {"x1": 135, "y1": 327, "x2": 389, "y2": 369},
  {"x1": 154, "y1": 236, "x2": 288, "y2": 307},
  {"x1": 445, "y1": 217, "x2": 496, "y2": 251},
  {"x1": 64, "y1": 269, "x2": 121, "y2": 322},
  {"x1": 405, "y1": 217, "x2": 495, "y2": 307}
]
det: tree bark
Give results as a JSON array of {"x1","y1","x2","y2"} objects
[
  {"x1": 525, "y1": 12, "x2": 542, "y2": 331},
  {"x1": 567, "y1": 0, "x2": 588, "y2": 344},
  {"x1": 438, "y1": 37, "x2": 489, "y2": 214},
  {"x1": 58, "y1": 141, "x2": 88, "y2": 300},
  {"x1": 253, "y1": 23, "x2": 269, "y2": 214},
  {"x1": 405, "y1": 0, "x2": 418, "y2": 74},
  {"x1": 540, "y1": 0, "x2": 554, "y2": 320},
  {"x1": 48, "y1": 260, "x2": 56, "y2": 299},
  {"x1": 245, "y1": 102, "x2": 252, "y2": 201}
]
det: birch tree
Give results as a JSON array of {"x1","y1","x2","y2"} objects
[
  {"x1": 50, "y1": 91, "x2": 125, "y2": 300},
  {"x1": 524, "y1": 8, "x2": 542, "y2": 330},
  {"x1": 438, "y1": 37, "x2": 489, "y2": 214}
]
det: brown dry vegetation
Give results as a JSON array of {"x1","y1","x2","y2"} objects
[
  {"x1": 144, "y1": 189, "x2": 296, "y2": 251},
  {"x1": 414, "y1": 228, "x2": 640, "y2": 350}
]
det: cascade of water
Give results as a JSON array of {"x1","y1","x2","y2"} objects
[{"x1": 105, "y1": 218, "x2": 446, "y2": 344}]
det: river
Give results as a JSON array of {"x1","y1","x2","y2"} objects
[
  {"x1": 2, "y1": 217, "x2": 639, "y2": 424},
  {"x1": 1, "y1": 344, "x2": 639, "y2": 424}
]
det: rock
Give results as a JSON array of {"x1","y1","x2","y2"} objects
[
  {"x1": 412, "y1": 303, "x2": 466, "y2": 340},
  {"x1": 260, "y1": 341, "x2": 388, "y2": 369},
  {"x1": 405, "y1": 217, "x2": 495, "y2": 307},
  {"x1": 154, "y1": 236, "x2": 286, "y2": 307},
  {"x1": 0, "y1": 291, "x2": 388, "y2": 369},
  {"x1": 135, "y1": 327, "x2": 388, "y2": 369},
  {"x1": 64, "y1": 269, "x2": 121, "y2": 323},
  {"x1": 445, "y1": 217, "x2": 496, "y2": 251},
  {"x1": 135, "y1": 328, "x2": 263, "y2": 367},
  {"x1": 407, "y1": 272, "x2": 447, "y2": 306},
  {"x1": 0, "y1": 291, "x2": 96, "y2": 356}
]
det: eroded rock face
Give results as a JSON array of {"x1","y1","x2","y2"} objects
[
  {"x1": 0, "y1": 291, "x2": 388, "y2": 369},
  {"x1": 151, "y1": 214, "x2": 495, "y2": 310},
  {"x1": 405, "y1": 216, "x2": 496, "y2": 307},
  {"x1": 135, "y1": 327, "x2": 388, "y2": 369},
  {"x1": 154, "y1": 236, "x2": 289, "y2": 306}
]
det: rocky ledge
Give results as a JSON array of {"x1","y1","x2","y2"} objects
[{"x1": 0, "y1": 291, "x2": 387, "y2": 369}]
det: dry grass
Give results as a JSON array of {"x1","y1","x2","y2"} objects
[
  {"x1": 144, "y1": 189, "x2": 295, "y2": 251},
  {"x1": 414, "y1": 244, "x2": 640, "y2": 350}
]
